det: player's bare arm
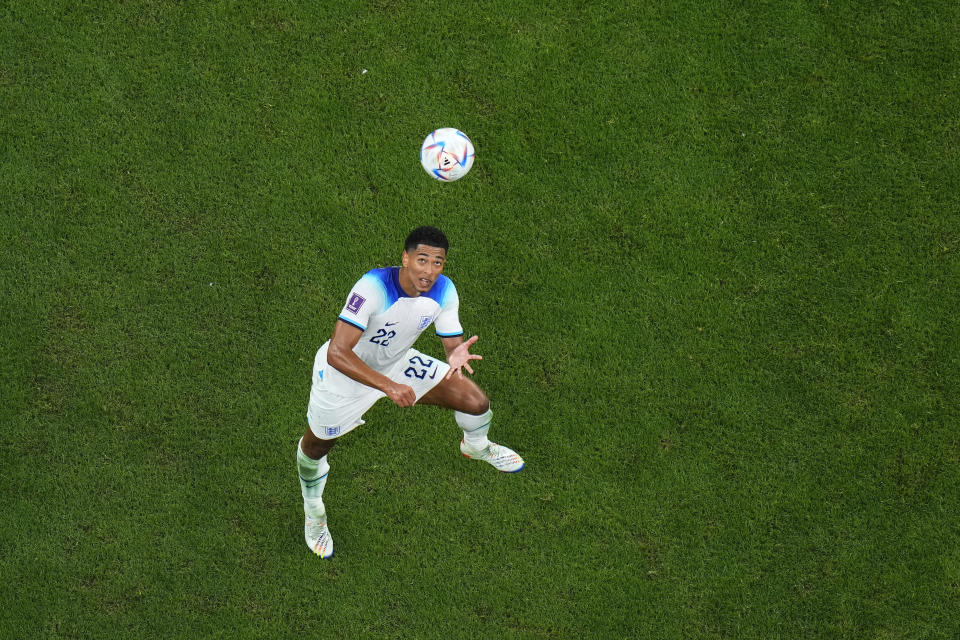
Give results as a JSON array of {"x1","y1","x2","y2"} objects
[
  {"x1": 327, "y1": 320, "x2": 417, "y2": 407},
  {"x1": 442, "y1": 334, "x2": 482, "y2": 380}
]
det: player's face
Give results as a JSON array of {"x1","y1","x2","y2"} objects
[{"x1": 400, "y1": 244, "x2": 447, "y2": 296}]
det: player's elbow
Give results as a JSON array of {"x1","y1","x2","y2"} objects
[{"x1": 327, "y1": 342, "x2": 351, "y2": 371}]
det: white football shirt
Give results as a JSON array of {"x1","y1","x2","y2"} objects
[{"x1": 325, "y1": 266, "x2": 463, "y2": 395}]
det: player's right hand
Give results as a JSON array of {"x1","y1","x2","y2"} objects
[{"x1": 385, "y1": 382, "x2": 417, "y2": 408}]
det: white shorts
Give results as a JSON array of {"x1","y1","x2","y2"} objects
[{"x1": 306, "y1": 341, "x2": 450, "y2": 439}]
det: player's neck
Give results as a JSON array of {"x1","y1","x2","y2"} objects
[{"x1": 397, "y1": 267, "x2": 421, "y2": 297}]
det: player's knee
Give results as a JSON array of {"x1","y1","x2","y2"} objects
[
  {"x1": 463, "y1": 391, "x2": 489, "y2": 415},
  {"x1": 303, "y1": 428, "x2": 338, "y2": 459}
]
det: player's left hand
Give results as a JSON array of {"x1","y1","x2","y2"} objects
[{"x1": 445, "y1": 335, "x2": 482, "y2": 380}]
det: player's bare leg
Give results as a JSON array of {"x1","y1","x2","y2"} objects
[
  {"x1": 419, "y1": 373, "x2": 488, "y2": 414},
  {"x1": 301, "y1": 426, "x2": 337, "y2": 459},
  {"x1": 420, "y1": 376, "x2": 524, "y2": 473},
  {"x1": 298, "y1": 428, "x2": 337, "y2": 558}
]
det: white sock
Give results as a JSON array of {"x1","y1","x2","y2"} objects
[
  {"x1": 456, "y1": 409, "x2": 492, "y2": 450},
  {"x1": 297, "y1": 438, "x2": 329, "y2": 517}
]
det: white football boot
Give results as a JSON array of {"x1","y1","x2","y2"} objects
[
  {"x1": 305, "y1": 512, "x2": 333, "y2": 559},
  {"x1": 460, "y1": 440, "x2": 525, "y2": 473}
]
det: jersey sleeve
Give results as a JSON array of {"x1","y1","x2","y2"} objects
[
  {"x1": 337, "y1": 273, "x2": 386, "y2": 331},
  {"x1": 433, "y1": 278, "x2": 463, "y2": 337}
]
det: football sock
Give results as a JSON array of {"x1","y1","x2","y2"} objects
[
  {"x1": 297, "y1": 438, "x2": 329, "y2": 517},
  {"x1": 456, "y1": 408, "x2": 492, "y2": 450}
]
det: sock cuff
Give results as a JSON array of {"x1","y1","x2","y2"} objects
[
  {"x1": 297, "y1": 441, "x2": 330, "y2": 479},
  {"x1": 455, "y1": 408, "x2": 492, "y2": 432}
]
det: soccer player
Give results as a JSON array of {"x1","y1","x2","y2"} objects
[{"x1": 297, "y1": 226, "x2": 524, "y2": 558}]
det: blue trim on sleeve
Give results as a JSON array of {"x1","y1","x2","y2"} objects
[
  {"x1": 364, "y1": 267, "x2": 402, "y2": 306},
  {"x1": 337, "y1": 316, "x2": 366, "y2": 331},
  {"x1": 361, "y1": 269, "x2": 395, "y2": 310},
  {"x1": 436, "y1": 330, "x2": 464, "y2": 337}
]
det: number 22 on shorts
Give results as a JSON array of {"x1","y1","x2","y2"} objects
[{"x1": 404, "y1": 355, "x2": 437, "y2": 380}]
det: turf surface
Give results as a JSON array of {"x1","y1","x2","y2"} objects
[{"x1": 2, "y1": 0, "x2": 959, "y2": 637}]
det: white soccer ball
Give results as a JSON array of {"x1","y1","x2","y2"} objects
[{"x1": 420, "y1": 128, "x2": 475, "y2": 182}]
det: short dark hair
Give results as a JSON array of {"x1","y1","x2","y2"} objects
[{"x1": 404, "y1": 226, "x2": 449, "y2": 253}]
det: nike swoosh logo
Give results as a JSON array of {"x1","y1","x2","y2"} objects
[{"x1": 385, "y1": 322, "x2": 399, "y2": 326}]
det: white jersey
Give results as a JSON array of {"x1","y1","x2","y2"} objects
[{"x1": 325, "y1": 266, "x2": 462, "y2": 395}]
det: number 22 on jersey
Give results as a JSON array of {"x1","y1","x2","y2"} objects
[{"x1": 369, "y1": 329, "x2": 396, "y2": 346}]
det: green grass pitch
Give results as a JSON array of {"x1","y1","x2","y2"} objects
[{"x1": 2, "y1": 0, "x2": 959, "y2": 637}]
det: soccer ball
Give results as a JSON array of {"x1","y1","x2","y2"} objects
[{"x1": 420, "y1": 128, "x2": 475, "y2": 182}]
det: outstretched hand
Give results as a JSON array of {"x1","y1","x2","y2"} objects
[{"x1": 445, "y1": 335, "x2": 483, "y2": 380}]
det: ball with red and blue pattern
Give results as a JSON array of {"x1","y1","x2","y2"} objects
[{"x1": 420, "y1": 128, "x2": 476, "y2": 182}]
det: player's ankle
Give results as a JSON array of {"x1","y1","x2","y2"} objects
[
  {"x1": 456, "y1": 409, "x2": 492, "y2": 450},
  {"x1": 462, "y1": 433, "x2": 489, "y2": 451}
]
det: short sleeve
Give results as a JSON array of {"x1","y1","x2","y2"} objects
[
  {"x1": 337, "y1": 273, "x2": 386, "y2": 331},
  {"x1": 433, "y1": 279, "x2": 463, "y2": 337}
]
